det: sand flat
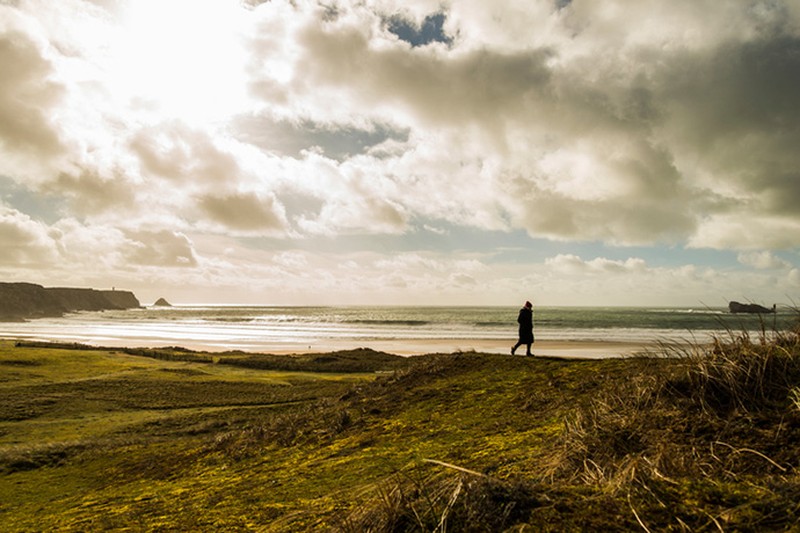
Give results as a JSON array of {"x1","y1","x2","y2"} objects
[
  {"x1": 3, "y1": 336, "x2": 666, "y2": 358},
  {"x1": 288, "y1": 338, "x2": 660, "y2": 358},
  {"x1": 163, "y1": 338, "x2": 659, "y2": 358}
]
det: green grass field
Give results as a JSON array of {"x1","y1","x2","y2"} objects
[{"x1": 2, "y1": 332, "x2": 800, "y2": 531}]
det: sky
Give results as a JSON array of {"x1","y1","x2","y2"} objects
[{"x1": 1, "y1": 0, "x2": 799, "y2": 307}]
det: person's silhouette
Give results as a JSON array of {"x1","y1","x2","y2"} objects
[{"x1": 511, "y1": 300, "x2": 534, "y2": 356}]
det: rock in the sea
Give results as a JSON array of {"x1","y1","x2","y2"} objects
[
  {"x1": 153, "y1": 297, "x2": 172, "y2": 307},
  {"x1": 728, "y1": 301, "x2": 776, "y2": 314}
]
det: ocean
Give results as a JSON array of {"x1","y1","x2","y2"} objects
[{"x1": 1, "y1": 305, "x2": 795, "y2": 355}]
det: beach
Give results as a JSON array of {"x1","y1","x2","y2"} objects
[
  {"x1": 0, "y1": 304, "x2": 774, "y2": 358},
  {"x1": 0, "y1": 336, "x2": 656, "y2": 359},
  {"x1": 218, "y1": 338, "x2": 658, "y2": 358}
]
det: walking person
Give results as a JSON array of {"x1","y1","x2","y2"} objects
[{"x1": 511, "y1": 300, "x2": 534, "y2": 356}]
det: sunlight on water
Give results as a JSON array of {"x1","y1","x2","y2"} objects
[{"x1": 1, "y1": 305, "x2": 793, "y2": 353}]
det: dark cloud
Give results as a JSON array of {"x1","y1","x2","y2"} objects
[
  {"x1": 198, "y1": 191, "x2": 288, "y2": 233},
  {"x1": 295, "y1": 20, "x2": 553, "y2": 128},
  {"x1": 0, "y1": 31, "x2": 64, "y2": 157},
  {"x1": 48, "y1": 168, "x2": 136, "y2": 216},
  {"x1": 657, "y1": 37, "x2": 800, "y2": 145},
  {"x1": 651, "y1": 35, "x2": 800, "y2": 233},
  {"x1": 232, "y1": 114, "x2": 408, "y2": 160},
  {"x1": 271, "y1": 3, "x2": 800, "y2": 247},
  {"x1": 512, "y1": 181, "x2": 696, "y2": 246}
]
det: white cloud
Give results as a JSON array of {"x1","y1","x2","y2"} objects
[
  {"x1": 0, "y1": 205, "x2": 59, "y2": 265},
  {"x1": 546, "y1": 254, "x2": 648, "y2": 275},
  {"x1": 690, "y1": 215, "x2": 800, "y2": 251},
  {"x1": 124, "y1": 230, "x2": 198, "y2": 267},
  {"x1": 273, "y1": 251, "x2": 308, "y2": 269},
  {"x1": 789, "y1": 269, "x2": 800, "y2": 288},
  {"x1": 738, "y1": 251, "x2": 792, "y2": 270}
]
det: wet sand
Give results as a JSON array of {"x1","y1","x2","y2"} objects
[
  {"x1": 135, "y1": 338, "x2": 659, "y2": 359},
  {"x1": 280, "y1": 339, "x2": 660, "y2": 358},
  {"x1": 3, "y1": 336, "x2": 665, "y2": 359}
]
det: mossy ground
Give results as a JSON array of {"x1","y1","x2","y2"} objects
[{"x1": 1, "y1": 336, "x2": 799, "y2": 531}]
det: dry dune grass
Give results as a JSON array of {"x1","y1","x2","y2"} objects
[{"x1": 339, "y1": 321, "x2": 800, "y2": 531}]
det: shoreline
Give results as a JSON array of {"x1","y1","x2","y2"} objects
[
  {"x1": 2, "y1": 336, "x2": 665, "y2": 359},
  {"x1": 288, "y1": 338, "x2": 662, "y2": 358}
]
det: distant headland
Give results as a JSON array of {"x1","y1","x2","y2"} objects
[
  {"x1": 728, "y1": 301, "x2": 776, "y2": 314},
  {"x1": 0, "y1": 282, "x2": 140, "y2": 322}
]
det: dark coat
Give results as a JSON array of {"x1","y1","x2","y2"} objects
[{"x1": 517, "y1": 307, "x2": 534, "y2": 344}]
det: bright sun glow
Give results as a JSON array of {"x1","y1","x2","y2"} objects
[{"x1": 111, "y1": 0, "x2": 249, "y2": 124}]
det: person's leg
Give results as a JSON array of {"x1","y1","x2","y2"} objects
[
  {"x1": 525, "y1": 343, "x2": 532, "y2": 356},
  {"x1": 511, "y1": 341, "x2": 521, "y2": 355}
]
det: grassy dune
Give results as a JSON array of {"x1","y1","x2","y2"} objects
[{"x1": 1, "y1": 328, "x2": 800, "y2": 531}]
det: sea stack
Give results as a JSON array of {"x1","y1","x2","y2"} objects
[
  {"x1": 728, "y1": 301, "x2": 776, "y2": 314},
  {"x1": 153, "y1": 297, "x2": 172, "y2": 307}
]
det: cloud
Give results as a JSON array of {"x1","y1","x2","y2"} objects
[
  {"x1": 299, "y1": 195, "x2": 408, "y2": 235},
  {"x1": 6, "y1": 0, "x2": 800, "y2": 248},
  {"x1": 689, "y1": 214, "x2": 800, "y2": 250},
  {"x1": 232, "y1": 114, "x2": 408, "y2": 160},
  {"x1": 239, "y1": 0, "x2": 800, "y2": 246},
  {"x1": 198, "y1": 191, "x2": 289, "y2": 234},
  {"x1": 0, "y1": 205, "x2": 59, "y2": 265},
  {"x1": 273, "y1": 251, "x2": 308, "y2": 269},
  {"x1": 0, "y1": 24, "x2": 64, "y2": 162},
  {"x1": 1, "y1": 0, "x2": 800, "y2": 305},
  {"x1": 129, "y1": 122, "x2": 242, "y2": 185},
  {"x1": 546, "y1": 254, "x2": 648, "y2": 275},
  {"x1": 654, "y1": 37, "x2": 800, "y2": 238},
  {"x1": 790, "y1": 269, "x2": 800, "y2": 287},
  {"x1": 44, "y1": 219, "x2": 198, "y2": 269},
  {"x1": 124, "y1": 230, "x2": 198, "y2": 267},
  {"x1": 294, "y1": 14, "x2": 553, "y2": 131},
  {"x1": 48, "y1": 168, "x2": 137, "y2": 216},
  {"x1": 738, "y1": 251, "x2": 791, "y2": 270}
]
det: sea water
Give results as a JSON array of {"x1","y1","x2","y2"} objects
[{"x1": 1, "y1": 305, "x2": 795, "y2": 353}]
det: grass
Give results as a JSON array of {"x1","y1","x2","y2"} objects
[{"x1": 1, "y1": 323, "x2": 800, "y2": 531}]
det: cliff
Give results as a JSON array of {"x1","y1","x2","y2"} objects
[
  {"x1": 101, "y1": 290, "x2": 141, "y2": 310},
  {"x1": 0, "y1": 282, "x2": 140, "y2": 321}
]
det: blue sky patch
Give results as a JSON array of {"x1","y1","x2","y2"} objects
[{"x1": 387, "y1": 12, "x2": 453, "y2": 47}]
